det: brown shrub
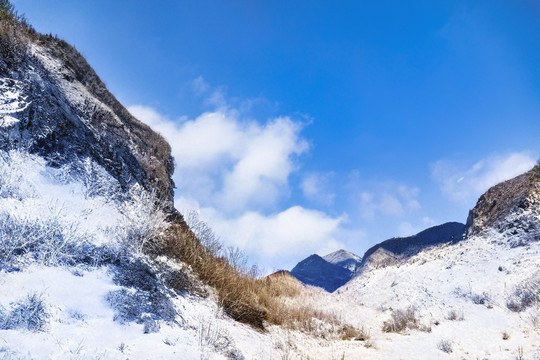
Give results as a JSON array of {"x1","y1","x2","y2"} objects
[
  {"x1": 148, "y1": 220, "x2": 269, "y2": 329},
  {"x1": 148, "y1": 217, "x2": 365, "y2": 338}
]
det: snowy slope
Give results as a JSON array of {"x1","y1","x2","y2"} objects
[
  {"x1": 1, "y1": 17, "x2": 539, "y2": 360},
  {"x1": 2, "y1": 80, "x2": 538, "y2": 360}
]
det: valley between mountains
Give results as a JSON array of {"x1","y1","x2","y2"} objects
[{"x1": 0, "y1": 3, "x2": 539, "y2": 359}]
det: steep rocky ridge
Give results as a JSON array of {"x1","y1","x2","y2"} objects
[
  {"x1": 0, "y1": 24, "x2": 175, "y2": 208},
  {"x1": 466, "y1": 162, "x2": 540, "y2": 241}
]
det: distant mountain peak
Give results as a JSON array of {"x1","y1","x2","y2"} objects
[
  {"x1": 323, "y1": 249, "x2": 361, "y2": 263},
  {"x1": 290, "y1": 254, "x2": 353, "y2": 292},
  {"x1": 323, "y1": 249, "x2": 362, "y2": 272},
  {"x1": 360, "y1": 222, "x2": 466, "y2": 268}
]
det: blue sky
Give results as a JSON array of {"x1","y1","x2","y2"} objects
[{"x1": 13, "y1": 0, "x2": 540, "y2": 271}]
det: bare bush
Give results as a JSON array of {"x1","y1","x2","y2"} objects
[
  {"x1": 106, "y1": 258, "x2": 177, "y2": 328},
  {"x1": 471, "y1": 292, "x2": 491, "y2": 306},
  {"x1": 118, "y1": 184, "x2": 168, "y2": 255},
  {"x1": 454, "y1": 286, "x2": 493, "y2": 308},
  {"x1": 0, "y1": 293, "x2": 48, "y2": 332},
  {"x1": 197, "y1": 316, "x2": 235, "y2": 359},
  {"x1": 55, "y1": 157, "x2": 122, "y2": 200},
  {"x1": 446, "y1": 309, "x2": 464, "y2": 321},
  {"x1": 507, "y1": 279, "x2": 540, "y2": 312},
  {"x1": 0, "y1": 213, "x2": 92, "y2": 266},
  {"x1": 438, "y1": 339, "x2": 453, "y2": 353},
  {"x1": 382, "y1": 306, "x2": 418, "y2": 333},
  {"x1": 0, "y1": 150, "x2": 36, "y2": 200}
]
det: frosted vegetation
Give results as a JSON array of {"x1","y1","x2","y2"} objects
[
  {"x1": 1, "y1": 148, "x2": 539, "y2": 359},
  {"x1": 0, "y1": 149, "x2": 166, "y2": 269}
]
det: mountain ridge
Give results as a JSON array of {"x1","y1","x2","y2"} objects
[
  {"x1": 289, "y1": 222, "x2": 466, "y2": 291},
  {"x1": 0, "y1": 21, "x2": 175, "y2": 209}
]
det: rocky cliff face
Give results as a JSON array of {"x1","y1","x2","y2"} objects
[
  {"x1": 466, "y1": 163, "x2": 540, "y2": 243},
  {"x1": 0, "y1": 27, "x2": 175, "y2": 209}
]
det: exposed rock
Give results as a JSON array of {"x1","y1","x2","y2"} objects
[
  {"x1": 466, "y1": 163, "x2": 540, "y2": 239},
  {"x1": 0, "y1": 27, "x2": 175, "y2": 209}
]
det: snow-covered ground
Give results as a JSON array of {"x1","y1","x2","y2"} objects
[
  {"x1": 1, "y1": 57, "x2": 539, "y2": 358},
  {"x1": 334, "y1": 230, "x2": 540, "y2": 359},
  {"x1": 0, "y1": 149, "x2": 232, "y2": 360},
  {"x1": 0, "y1": 149, "x2": 539, "y2": 359}
]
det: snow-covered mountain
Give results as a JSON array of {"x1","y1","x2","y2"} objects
[
  {"x1": 359, "y1": 222, "x2": 466, "y2": 269},
  {"x1": 288, "y1": 249, "x2": 362, "y2": 292},
  {"x1": 289, "y1": 223, "x2": 465, "y2": 292},
  {"x1": 0, "y1": 25, "x2": 175, "y2": 209},
  {"x1": 324, "y1": 249, "x2": 362, "y2": 272},
  {"x1": 290, "y1": 253, "x2": 354, "y2": 292},
  {"x1": 1, "y1": 5, "x2": 539, "y2": 359}
]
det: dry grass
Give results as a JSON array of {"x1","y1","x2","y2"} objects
[
  {"x1": 147, "y1": 218, "x2": 366, "y2": 339},
  {"x1": 149, "y1": 220, "x2": 269, "y2": 329}
]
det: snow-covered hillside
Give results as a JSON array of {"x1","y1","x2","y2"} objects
[{"x1": 1, "y1": 7, "x2": 539, "y2": 360}]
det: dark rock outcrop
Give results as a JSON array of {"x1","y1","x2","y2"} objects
[{"x1": 466, "y1": 163, "x2": 540, "y2": 237}]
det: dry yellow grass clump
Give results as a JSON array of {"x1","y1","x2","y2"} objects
[{"x1": 148, "y1": 217, "x2": 367, "y2": 341}]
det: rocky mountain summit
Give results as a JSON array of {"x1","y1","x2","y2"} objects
[
  {"x1": 360, "y1": 222, "x2": 465, "y2": 267},
  {"x1": 466, "y1": 162, "x2": 540, "y2": 243}
]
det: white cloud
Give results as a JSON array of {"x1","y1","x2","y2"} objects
[
  {"x1": 201, "y1": 206, "x2": 345, "y2": 259},
  {"x1": 191, "y1": 76, "x2": 210, "y2": 95},
  {"x1": 432, "y1": 152, "x2": 536, "y2": 203},
  {"x1": 219, "y1": 117, "x2": 308, "y2": 210},
  {"x1": 129, "y1": 105, "x2": 308, "y2": 212},
  {"x1": 129, "y1": 96, "x2": 343, "y2": 271},
  {"x1": 300, "y1": 172, "x2": 335, "y2": 205}
]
